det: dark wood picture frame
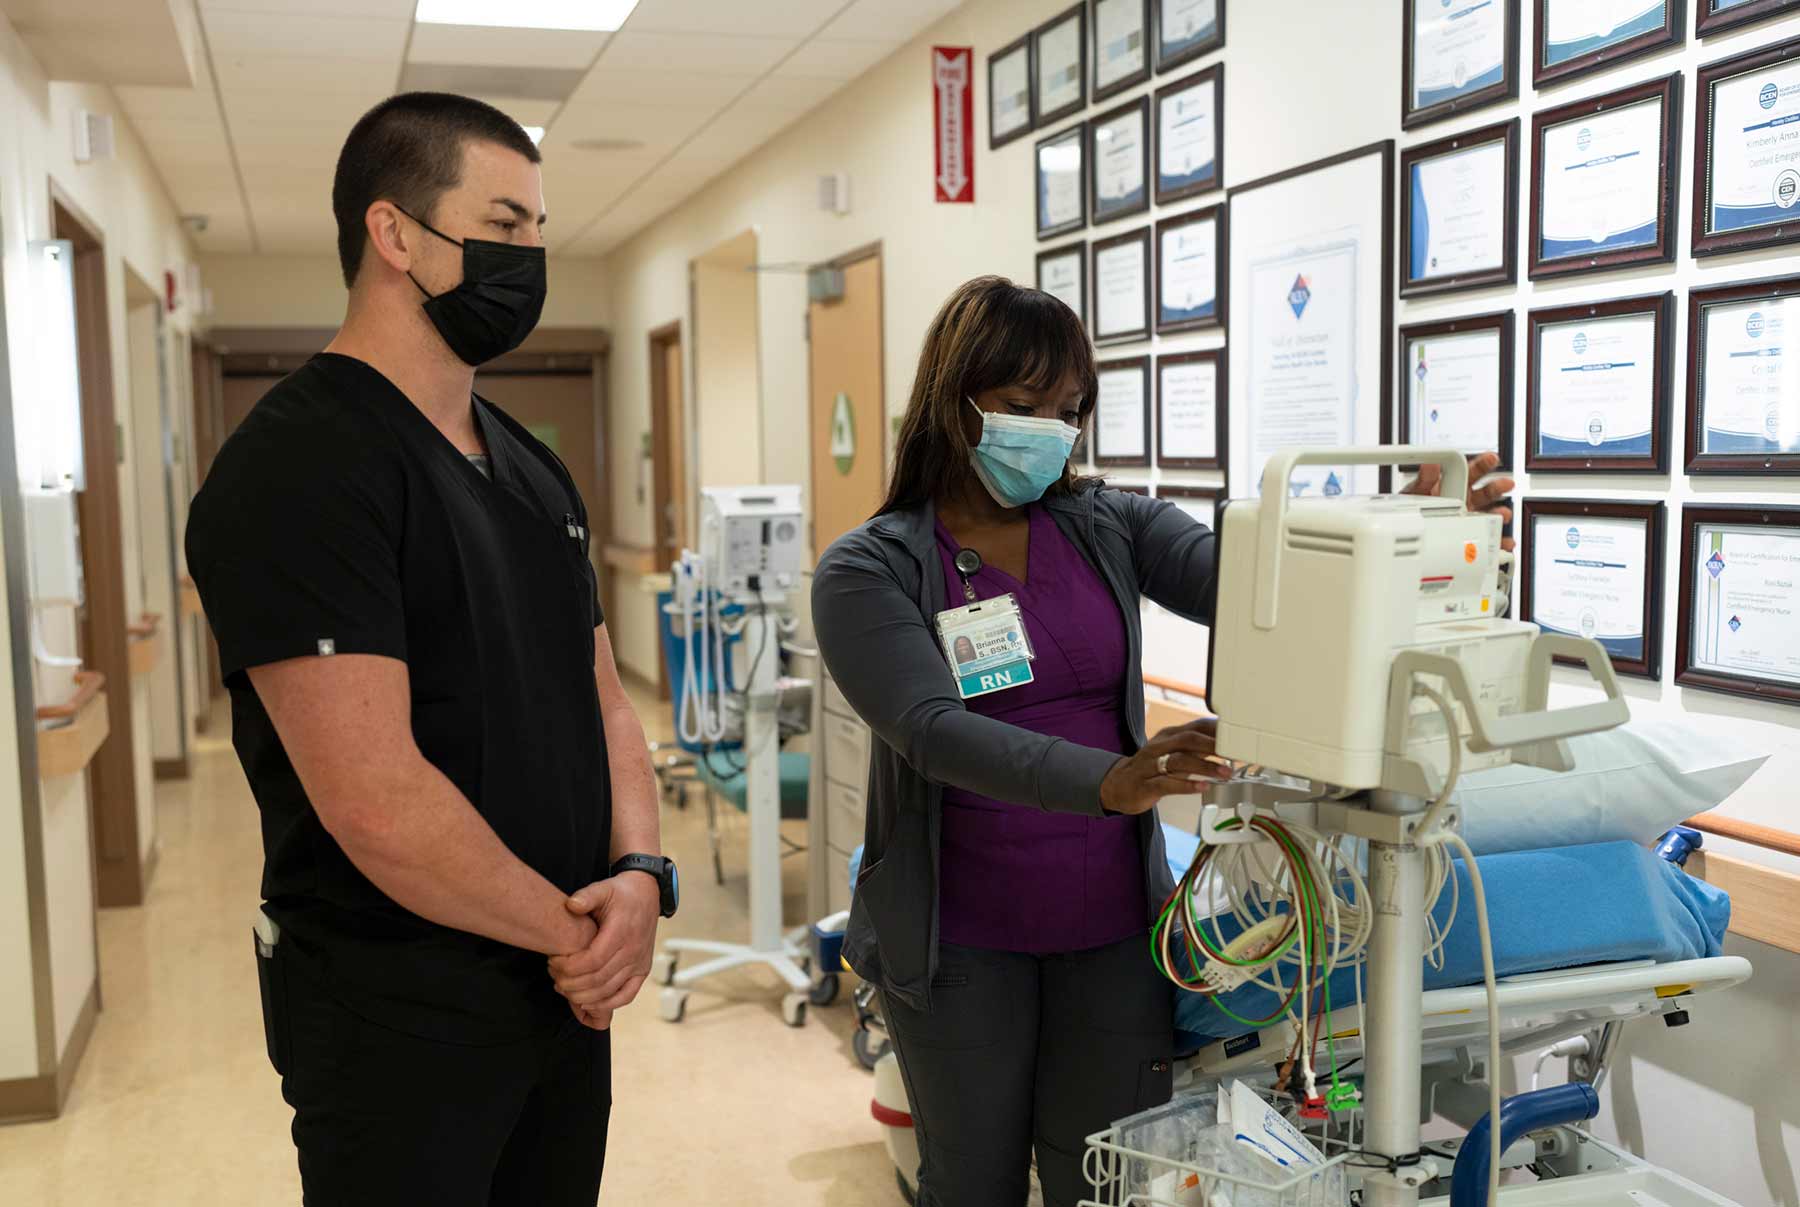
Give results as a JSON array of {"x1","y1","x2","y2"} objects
[
  {"x1": 1156, "y1": 348, "x2": 1227, "y2": 470},
  {"x1": 1525, "y1": 291, "x2": 1674, "y2": 474},
  {"x1": 1696, "y1": 0, "x2": 1799, "y2": 37},
  {"x1": 1519, "y1": 497, "x2": 1665, "y2": 679},
  {"x1": 1091, "y1": 225, "x2": 1154, "y2": 345},
  {"x1": 1533, "y1": 0, "x2": 1684, "y2": 90},
  {"x1": 1400, "y1": 117, "x2": 1520, "y2": 297},
  {"x1": 1155, "y1": 204, "x2": 1226, "y2": 334},
  {"x1": 1674, "y1": 502, "x2": 1800, "y2": 706},
  {"x1": 1093, "y1": 354, "x2": 1153, "y2": 467},
  {"x1": 1685, "y1": 273, "x2": 1800, "y2": 475},
  {"x1": 1398, "y1": 310, "x2": 1516, "y2": 471},
  {"x1": 1693, "y1": 37, "x2": 1800, "y2": 259},
  {"x1": 1402, "y1": 0, "x2": 1520, "y2": 129},
  {"x1": 1225, "y1": 140, "x2": 1398, "y2": 495},
  {"x1": 1528, "y1": 73, "x2": 1682, "y2": 281},
  {"x1": 988, "y1": 33, "x2": 1037, "y2": 150},
  {"x1": 1154, "y1": 0, "x2": 1225, "y2": 73},
  {"x1": 1036, "y1": 122, "x2": 1088, "y2": 242},
  {"x1": 1154, "y1": 64, "x2": 1224, "y2": 206},
  {"x1": 1033, "y1": 4, "x2": 1088, "y2": 128},
  {"x1": 1092, "y1": 0, "x2": 1153, "y2": 103},
  {"x1": 1090, "y1": 95, "x2": 1153, "y2": 226},
  {"x1": 1036, "y1": 240, "x2": 1090, "y2": 332}
]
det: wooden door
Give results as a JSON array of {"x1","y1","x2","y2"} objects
[
  {"x1": 648, "y1": 325, "x2": 685, "y2": 573},
  {"x1": 808, "y1": 249, "x2": 885, "y2": 554}
]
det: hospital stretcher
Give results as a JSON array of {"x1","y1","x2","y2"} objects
[{"x1": 867, "y1": 827, "x2": 1750, "y2": 1206}]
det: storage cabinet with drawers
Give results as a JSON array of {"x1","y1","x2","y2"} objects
[{"x1": 807, "y1": 658, "x2": 873, "y2": 921}]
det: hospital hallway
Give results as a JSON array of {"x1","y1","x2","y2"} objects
[{"x1": 0, "y1": 684, "x2": 898, "y2": 1207}]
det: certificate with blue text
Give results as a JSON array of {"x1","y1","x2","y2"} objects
[
  {"x1": 1530, "y1": 75, "x2": 1678, "y2": 278},
  {"x1": 1093, "y1": 0, "x2": 1150, "y2": 100},
  {"x1": 1156, "y1": 67, "x2": 1222, "y2": 204},
  {"x1": 1536, "y1": 0, "x2": 1676, "y2": 86},
  {"x1": 1228, "y1": 144, "x2": 1393, "y2": 498},
  {"x1": 1531, "y1": 513, "x2": 1652, "y2": 662},
  {"x1": 1528, "y1": 294, "x2": 1671, "y2": 472},
  {"x1": 1697, "y1": 0, "x2": 1800, "y2": 38},
  {"x1": 1686, "y1": 518, "x2": 1800, "y2": 697},
  {"x1": 1696, "y1": 40, "x2": 1800, "y2": 256},
  {"x1": 1406, "y1": 0, "x2": 1513, "y2": 125},
  {"x1": 1157, "y1": 206, "x2": 1223, "y2": 333},
  {"x1": 1402, "y1": 119, "x2": 1516, "y2": 294},
  {"x1": 1156, "y1": 0, "x2": 1221, "y2": 71},
  {"x1": 1404, "y1": 326, "x2": 1507, "y2": 457},
  {"x1": 1688, "y1": 277, "x2": 1800, "y2": 473}
]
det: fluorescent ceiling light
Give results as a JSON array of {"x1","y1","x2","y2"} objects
[
  {"x1": 523, "y1": 126, "x2": 545, "y2": 145},
  {"x1": 414, "y1": 0, "x2": 639, "y2": 31}
]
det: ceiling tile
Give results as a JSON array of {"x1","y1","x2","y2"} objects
[
  {"x1": 222, "y1": 88, "x2": 387, "y2": 125},
  {"x1": 469, "y1": 97, "x2": 560, "y2": 126},
  {"x1": 200, "y1": 0, "x2": 416, "y2": 15},
  {"x1": 819, "y1": 0, "x2": 961, "y2": 42},
  {"x1": 128, "y1": 115, "x2": 233, "y2": 148},
  {"x1": 213, "y1": 52, "x2": 397, "y2": 94},
  {"x1": 396, "y1": 62, "x2": 587, "y2": 102},
  {"x1": 623, "y1": 0, "x2": 847, "y2": 37},
  {"x1": 551, "y1": 102, "x2": 715, "y2": 150},
  {"x1": 775, "y1": 37, "x2": 900, "y2": 81},
  {"x1": 736, "y1": 74, "x2": 843, "y2": 113},
  {"x1": 405, "y1": 24, "x2": 610, "y2": 71},
  {"x1": 598, "y1": 31, "x2": 799, "y2": 76},
  {"x1": 200, "y1": 10, "x2": 410, "y2": 60},
  {"x1": 563, "y1": 67, "x2": 753, "y2": 110},
  {"x1": 676, "y1": 105, "x2": 792, "y2": 168},
  {"x1": 115, "y1": 86, "x2": 221, "y2": 123}
]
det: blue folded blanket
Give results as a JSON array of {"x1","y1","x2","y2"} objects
[{"x1": 1162, "y1": 827, "x2": 1731, "y2": 1049}]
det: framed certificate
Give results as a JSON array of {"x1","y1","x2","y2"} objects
[
  {"x1": 1399, "y1": 311, "x2": 1515, "y2": 469},
  {"x1": 1685, "y1": 273, "x2": 1800, "y2": 474},
  {"x1": 989, "y1": 34, "x2": 1035, "y2": 149},
  {"x1": 1529, "y1": 74, "x2": 1680, "y2": 280},
  {"x1": 1034, "y1": 5, "x2": 1087, "y2": 127},
  {"x1": 1400, "y1": 118, "x2": 1519, "y2": 297},
  {"x1": 1534, "y1": 0, "x2": 1682, "y2": 89},
  {"x1": 1526, "y1": 292, "x2": 1673, "y2": 473},
  {"x1": 1227, "y1": 141, "x2": 1395, "y2": 498},
  {"x1": 1520, "y1": 498, "x2": 1665, "y2": 679},
  {"x1": 1092, "y1": 226, "x2": 1153, "y2": 345},
  {"x1": 1694, "y1": 38, "x2": 1800, "y2": 259},
  {"x1": 1155, "y1": 65, "x2": 1223, "y2": 205},
  {"x1": 1156, "y1": 205, "x2": 1225, "y2": 334},
  {"x1": 1090, "y1": 97, "x2": 1151, "y2": 225},
  {"x1": 1094, "y1": 355, "x2": 1152, "y2": 466},
  {"x1": 1697, "y1": 0, "x2": 1799, "y2": 37},
  {"x1": 1093, "y1": 0, "x2": 1151, "y2": 102},
  {"x1": 1036, "y1": 123, "x2": 1087, "y2": 241},
  {"x1": 1157, "y1": 349, "x2": 1226, "y2": 469},
  {"x1": 1155, "y1": 0, "x2": 1223, "y2": 72},
  {"x1": 1402, "y1": 0, "x2": 1519, "y2": 129},
  {"x1": 1157, "y1": 483, "x2": 1223, "y2": 527},
  {"x1": 1036, "y1": 241, "x2": 1089, "y2": 331},
  {"x1": 1675, "y1": 503, "x2": 1800, "y2": 705}
]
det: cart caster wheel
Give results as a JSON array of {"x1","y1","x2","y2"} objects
[
  {"x1": 782, "y1": 993, "x2": 808, "y2": 1028},
  {"x1": 809, "y1": 973, "x2": 840, "y2": 1007},
  {"x1": 853, "y1": 1027, "x2": 889, "y2": 1071},
  {"x1": 659, "y1": 987, "x2": 689, "y2": 1023},
  {"x1": 651, "y1": 953, "x2": 678, "y2": 986}
]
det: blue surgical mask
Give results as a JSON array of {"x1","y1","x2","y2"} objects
[{"x1": 966, "y1": 398, "x2": 1080, "y2": 508}]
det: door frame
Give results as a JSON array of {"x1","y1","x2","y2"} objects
[
  {"x1": 646, "y1": 320, "x2": 683, "y2": 574},
  {"x1": 805, "y1": 241, "x2": 886, "y2": 555},
  {"x1": 52, "y1": 181, "x2": 147, "y2": 910}
]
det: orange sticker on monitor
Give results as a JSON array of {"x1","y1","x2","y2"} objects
[{"x1": 1463, "y1": 542, "x2": 1478, "y2": 563}]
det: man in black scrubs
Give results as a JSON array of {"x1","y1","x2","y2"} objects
[{"x1": 186, "y1": 93, "x2": 677, "y2": 1205}]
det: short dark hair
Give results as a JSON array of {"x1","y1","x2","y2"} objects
[{"x1": 332, "y1": 92, "x2": 541, "y2": 287}]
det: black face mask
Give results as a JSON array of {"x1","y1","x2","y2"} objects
[{"x1": 397, "y1": 206, "x2": 546, "y2": 366}]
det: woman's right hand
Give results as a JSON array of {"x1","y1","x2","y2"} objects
[{"x1": 1099, "y1": 717, "x2": 1234, "y2": 816}]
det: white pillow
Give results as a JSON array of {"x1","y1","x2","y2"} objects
[{"x1": 1452, "y1": 713, "x2": 1770, "y2": 856}]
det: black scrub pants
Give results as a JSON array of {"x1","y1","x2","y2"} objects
[
  {"x1": 271, "y1": 949, "x2": 611, "y2": 1206},
  {"x1": 882, "y1": 934, "x2": 1175, "y2": 1207}
]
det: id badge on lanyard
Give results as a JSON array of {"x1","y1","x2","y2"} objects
[{"x1": 935, "y1": 593, "x2": 1036, "y2": 700}]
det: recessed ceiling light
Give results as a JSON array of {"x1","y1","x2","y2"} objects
[
  {"x1": 413, "y1": 0, "x2": 640, "y2": 32},
  {"x1": 523, "y1": 126, "x2": 545, "y2": 145}
]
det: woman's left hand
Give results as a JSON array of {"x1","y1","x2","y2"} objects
[{"x1": 1404, "y1": 451, "x2": 1515, "y2": 552}]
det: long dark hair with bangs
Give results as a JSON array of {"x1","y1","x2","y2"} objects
[{"x1": 879, "y1": 276, "x2": 1099, "y2": 515}]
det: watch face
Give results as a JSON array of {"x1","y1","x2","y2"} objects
[{"x1": 667, "y1": 862, "x2": 679, "y2": 914}]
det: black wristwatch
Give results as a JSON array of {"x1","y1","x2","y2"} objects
[{"x1": 610, "y1": 854, "x2": 679, "y2": 918}]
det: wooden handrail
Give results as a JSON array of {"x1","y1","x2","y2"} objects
[
  {"x1": 1144, "y1": 673, "x2": 1207, "y2": 700},
  {"x1": 128, "y1": 612, "x2": 162, "y2": 639},
  {"x1": 37, "y1": 670, "x2": 106, "y2": 721},
  {"x1": 1684, "y1": 815, "x2": 1800, "y2": 860}
]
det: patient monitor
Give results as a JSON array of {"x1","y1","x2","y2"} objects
[{"x1": 1209, "y1": 448, "x2": 1628, "y2": 799}]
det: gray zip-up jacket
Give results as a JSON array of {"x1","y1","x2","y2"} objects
[{"x1": 811, "y1": 484, "x2": 1218, "y2": 1011}]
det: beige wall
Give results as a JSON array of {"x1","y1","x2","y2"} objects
[
  {"x1": 693, "y1": 230, "x2": 762, "y2": 500},
  {"x1": 199, "y1": 252, "x2": 614, "y2": 331},
  {"x1": 0, "y1": 11, "x2": 199, "y2": 1083}
]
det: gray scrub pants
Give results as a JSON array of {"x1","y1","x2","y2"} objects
[{"x1": 882, "y1": 934, "x2": 1176, "y2": 1207}]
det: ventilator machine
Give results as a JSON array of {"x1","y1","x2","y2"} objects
[{"x1": 1083, "y1": 449, "x2": 1755, "y2": 1207}]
